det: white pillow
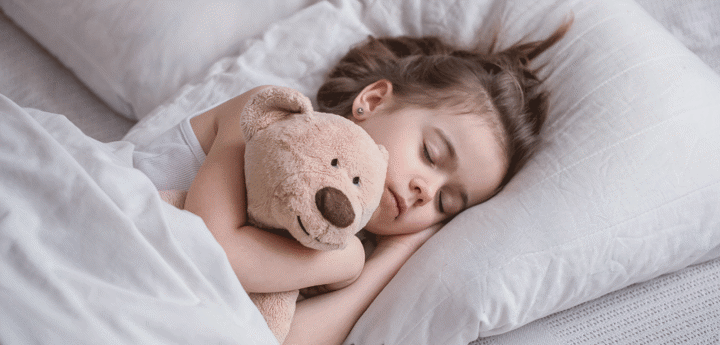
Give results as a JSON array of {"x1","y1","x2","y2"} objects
[
  {"x1": 348, "y1": 1, "x2": 720, "y2": 344},
  {"x1": 126, "y1": 0, "x2": 720, "y2": 342},
  {"x1": 124, "y1": 1, "x2": 374, "y2": 146},
  {"x1": 0, "y1": 0, "x2": 319, "y2": 119}
]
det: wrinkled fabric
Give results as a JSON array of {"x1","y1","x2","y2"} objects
[{"x1": 0, "y1": 95, "x2": 277, "y2": 345}]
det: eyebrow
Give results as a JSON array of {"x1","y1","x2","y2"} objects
[{"x1": 434, "y1": 128, "x2": 468, "y2": 210}]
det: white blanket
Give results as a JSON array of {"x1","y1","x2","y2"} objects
[{"x1": 0, "y1": 95, "x2": 277, "y2": 344}]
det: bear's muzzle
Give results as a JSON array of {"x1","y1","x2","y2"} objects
[{"x1": 315, "y1": 187, "x2": 355, "y2": 228}]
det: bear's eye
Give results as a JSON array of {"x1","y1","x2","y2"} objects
[
  {"x1": 331, "y1": 159, "x2": 339, "y2": 167},
  {"x1": 353, "y1": 177, "x2": 360, "y2": 185}
]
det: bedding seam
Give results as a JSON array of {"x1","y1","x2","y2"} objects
[
  {"x1": 498, "y1": 178, "x2": 720, "y2": 269},
  {"x1": 533, "y1": 86, "x2": 690, "y2": 188}
]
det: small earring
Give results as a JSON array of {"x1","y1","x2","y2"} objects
[{"x1": 356, "y1": 107, "x2": 364, "y2": 116}]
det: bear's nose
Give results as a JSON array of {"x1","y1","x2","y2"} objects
[{"x1": 315, "y1": 187, "x2": 355, "y2": 228}]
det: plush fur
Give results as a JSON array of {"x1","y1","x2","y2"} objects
[{"x1": 160, "y1": 86, "x2": 388, "y2": 343}]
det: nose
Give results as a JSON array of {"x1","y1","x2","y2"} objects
[
  {"x1": 315, "y1": 187, "x2": 355, "y2": 228},
  {"x1": 410, "y1": 176, "x2": 439, "y2": 207}
]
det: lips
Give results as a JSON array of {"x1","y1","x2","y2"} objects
[{"x1": 388, "y1": 188, "x2": 405, "y2": 219}]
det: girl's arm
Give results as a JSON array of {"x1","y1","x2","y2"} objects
[
  {"x1": 214, "y1": 224, "x2": 364, "y2": 293},
  {"x1": 184, "y1": 86, "x2": 364, "y2": 293},
  {"x1": 284, "y1": 224, "x2": 441, "y2": 345}
]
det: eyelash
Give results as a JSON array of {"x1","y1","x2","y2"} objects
[
  {"x1": 423, "y1": 144, "x2": 434, "y2": 165},
  {"x1": 438, "y1": 191, "x2": 445, "y2": 213},
  {"x1": 424, "y1": 143, "x2": 449, "y2": 214}
]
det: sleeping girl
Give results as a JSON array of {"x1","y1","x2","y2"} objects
[{"x1": 133, "y1": 20, "x2": 570, "y2": 345}]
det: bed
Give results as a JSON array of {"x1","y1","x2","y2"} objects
[{"x1": 1, "y1": 0, "x2": 718, "y2": 344}]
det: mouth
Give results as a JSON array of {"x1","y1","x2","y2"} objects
[
  {"x1": 297, "y1": 216, "x2": 326, "y2": 244},
  {"x1": 389, "y1": 188, "x2": 404, "y2": 219},
  {"x1": 297, "y1": 216, "x2": 311, "y2": 237},
  {"x1": 297, "y1": 216, "x2": 343, "y2": 249}
]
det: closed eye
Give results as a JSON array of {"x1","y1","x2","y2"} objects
[
  {"x1": 438, "y1": 190, "x2": 445, "y2": 213},
  {"x1": 423, "y1": 144, "x2": 434, "y2": 165}
]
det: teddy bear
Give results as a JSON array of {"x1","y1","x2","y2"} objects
[{"x1": 159, "y1": 86, "x2": 388, "y2": 343}]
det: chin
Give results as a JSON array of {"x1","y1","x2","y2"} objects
[
  {"x1": 364, "y1": 222, "x2": 408, "y2": 236},
  {"x1": 363, "y1": 221, "x2": 392, "y2": 235},
  {"x1": 364, "y1": 213, "x2": 415, "y2": 236}
]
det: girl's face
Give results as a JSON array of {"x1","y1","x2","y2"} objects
[{"x1": 352, "y1": 82, "x2": 508, "y2": 236}]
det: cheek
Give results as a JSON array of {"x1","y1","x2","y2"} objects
[
  {"x1": 385, "y1": 142, "x2": 418, "y2": 179},
  {"x1": 405, "y1": 208, "x2": 439, "y2": 232}
]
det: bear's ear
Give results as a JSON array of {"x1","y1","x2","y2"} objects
[{"x1": 240, "y1": 86, "x2": 313, "y2": 140}]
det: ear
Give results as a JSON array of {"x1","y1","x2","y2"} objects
[
  {"x1": 241, "y1": 86, "x2": 313, "y2": 140},
  {"x1": 352, "y1": 79, "x2": 393, "y2": 121}
]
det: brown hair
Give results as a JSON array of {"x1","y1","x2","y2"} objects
[{"x1": 317, "y1": 21, "x2": 572, "y2": 188}]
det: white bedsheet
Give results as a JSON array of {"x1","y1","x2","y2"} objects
[{"x1": 0, "y1": 94, "x2": 277, "y2": 344}]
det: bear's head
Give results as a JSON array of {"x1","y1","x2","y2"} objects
[{"x1": 241, "y1": 86, "x2": 388, "y2": 250}]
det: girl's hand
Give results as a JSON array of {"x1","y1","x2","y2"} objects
[
  {"x1": 299, "y1": 224, "x2": 442, "y2": 299},
  {"x1": 287, "y1": 223, "x2": 444, "y2": 345}
]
